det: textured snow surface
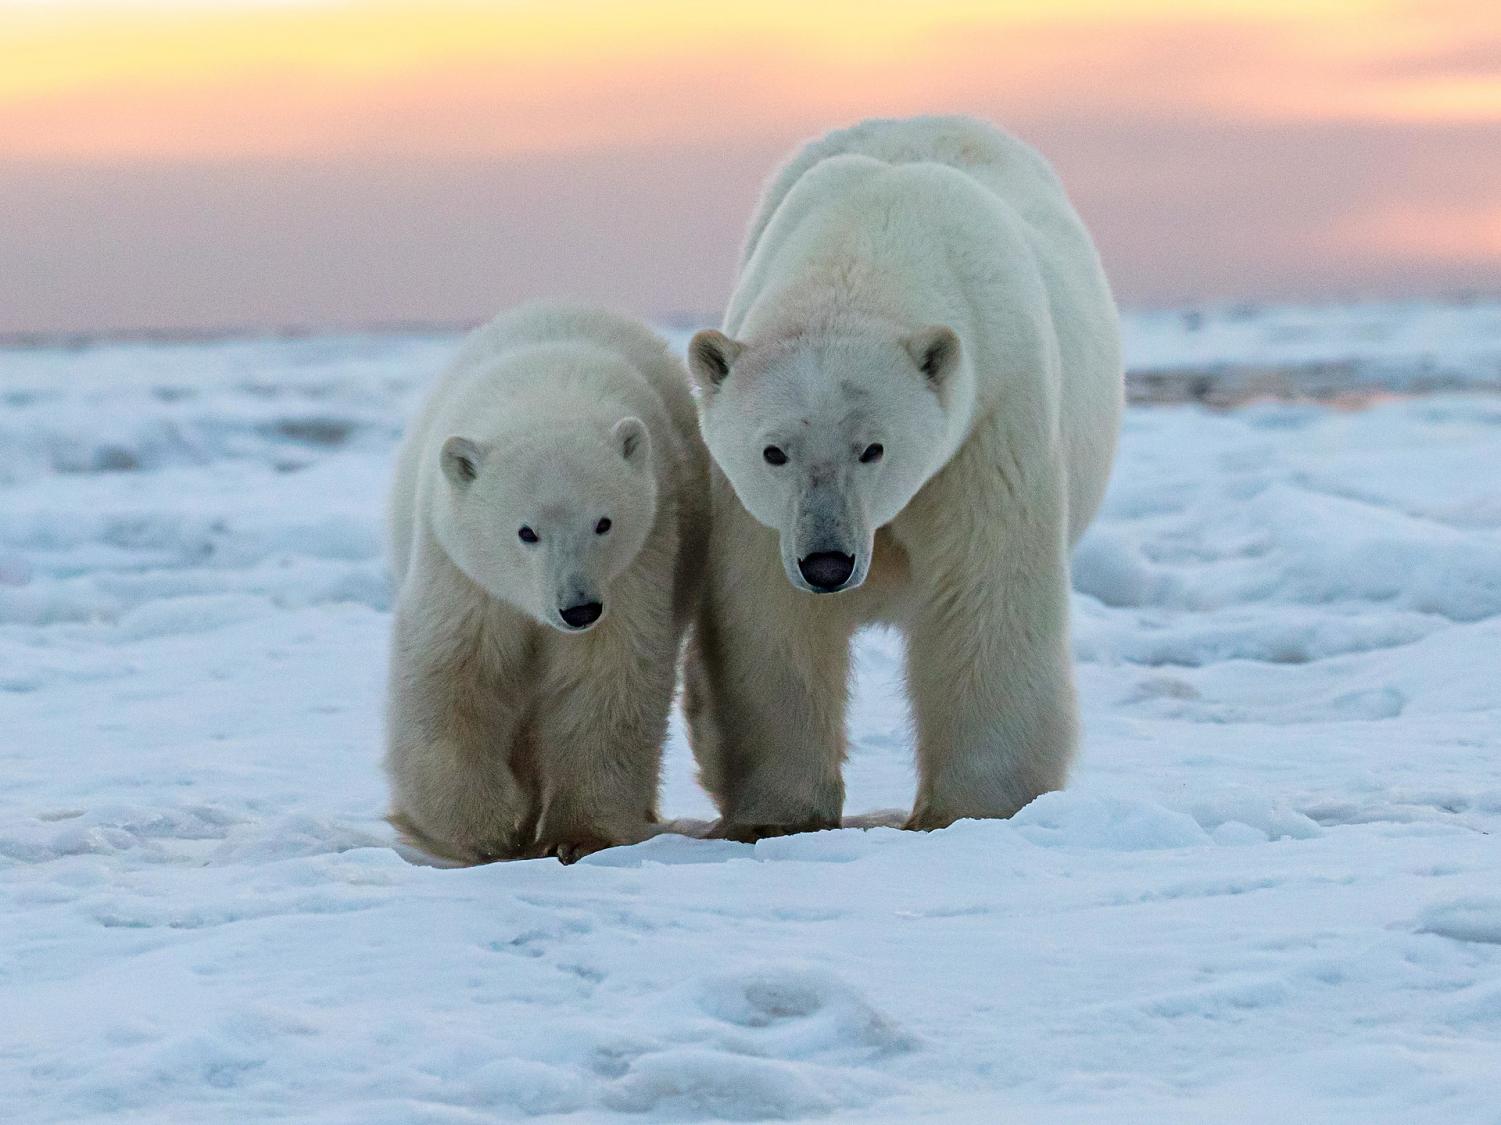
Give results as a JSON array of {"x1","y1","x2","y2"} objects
[
  {"x1": 3, "y1": 309, "x2": 1501, "y2": 1122},
  {"x1": 1122, "y1": 297, "x2": 1501, "y2": 388}
]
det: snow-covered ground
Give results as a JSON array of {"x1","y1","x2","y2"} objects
[
  {"x1": 3, "y1": 301, "x2": 1500, "y2": 1122},
  {"x1": 1122, "y1": 296, "x2": 1501, "y2": 388}
]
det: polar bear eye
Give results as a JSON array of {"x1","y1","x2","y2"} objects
[
  {"x1": 859, "y1": 443, "x2": 884, "y2": 464},
  {"x1": 518, "y1": 526, "x2": 539, "y2": 544},
  {"x1": 595, "y1": 518, "x2": 612, "y2": 535},
  {"x1": 763, "y1": 445, "x2": 788, "y2": 466}
]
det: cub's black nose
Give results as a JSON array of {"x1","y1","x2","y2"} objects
[
  {"x1": 797, "y1": 551, "x2": 855, "y2": 592},
  {"x1": 560, "y1": 601, "x2": 603, "y2": 629}
]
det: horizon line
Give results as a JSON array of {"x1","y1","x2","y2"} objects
[{"x1": 3, "y1": 290, "x2": 1499, "y2": 352}]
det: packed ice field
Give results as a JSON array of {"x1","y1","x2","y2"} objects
[{"x1": 2, "y1": 298, "x2": 1500, "y2": 1122}]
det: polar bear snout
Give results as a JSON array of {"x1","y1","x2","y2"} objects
[
  {"x1": 558, "y1": 600, "x2": 604, "y2": 630},
  {"x1": 797, "y1": 551, "x2": 856, "y2": 593},
  {"x1": 552, "y1": 567, "x2": 607, "y2": 631},
  {"x1": 784, "y1": 476, "x2": 871, "y2": 594}
]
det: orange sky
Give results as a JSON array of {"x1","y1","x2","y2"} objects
[{"x1": 1, "y1": 0, "x2": 1499, "y2": 333}]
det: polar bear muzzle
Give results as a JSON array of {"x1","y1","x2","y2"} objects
[
  {"x1": 558, "y1": 600, "x2": 604, "y2": 630},
  {"x1": 797, "y1": 551, "x2": 856, "y2": 592}
]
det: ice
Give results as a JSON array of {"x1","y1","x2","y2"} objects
[
  {"x1": 1122, "y1": 297, "x2": 1501, "y2": 397},
  {"x1": 3, "y1": 302, "x2": 1501, "y2": 1121}
]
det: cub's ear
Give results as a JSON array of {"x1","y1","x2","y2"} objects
[
  {"x1": 612, "y1": 417, "x2": 651, "y2": 467},
  {"x1": 904, "y1": 326, "x2": 961, "y2": 389},
  {"x1": 687, "y1": 329, "x2": 744, "y2": 391},
  {"x1": 440, "y1": 436, "x2": 484, "y2": 486}
]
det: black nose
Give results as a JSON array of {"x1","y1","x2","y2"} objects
[
  {"x1": 797, "y1": 551, "x2": 855, "y2": 592},
  {"x1": 560, "y1": 601, "x2": 603, "y2": 629}
]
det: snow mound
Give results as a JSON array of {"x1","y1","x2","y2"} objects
[{"x1": 1418, "y1": 898, "x2": 1501, "y2": 945}]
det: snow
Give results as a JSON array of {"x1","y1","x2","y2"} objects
[
  {"x1": 1122, "y1": 297, "x2": 1501, "y2": 392},
  {"x1": 3, "y1": 300, "x2": 1501, "y2": 1121}
]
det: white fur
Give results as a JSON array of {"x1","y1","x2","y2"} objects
[
  {"x1": 386, "y1": 304, "x2": 708, "y2": 863},
  {"x1": 685, "y1": 116, "x2": 1122, "y2": 838}
]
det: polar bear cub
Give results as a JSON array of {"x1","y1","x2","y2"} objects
[
  {"x1": 685, "y1": 115, "x2": 1122, "y2": 840},
  {"x1": 385, "y1": 304, "x2": 707, "y2": 863}
]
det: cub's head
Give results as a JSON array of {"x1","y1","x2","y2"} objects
[
  {"x1": 690, "y1": 324, "x2": 967, "y2": 593},
  {"x1": 432, "y1": 417, "x2": 655, "y2": 632}
]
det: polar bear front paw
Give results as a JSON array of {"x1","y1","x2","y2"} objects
[
  {"x1": 387, "y1": 810, "x2": 524, "y2": 866},
  {"x1": 530, "y1": 834, "x2": 616, "y2": 865},
  {"x1": 711, "y1": 817, "x2": 839, "y2": 844}
]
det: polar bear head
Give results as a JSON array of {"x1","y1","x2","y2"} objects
[
  {"x1": 689, "y1": 323, "x2": 968, "y2": 593},
  {"x1": 432, "y1": 417, "x2": 656, "y2": 632}
]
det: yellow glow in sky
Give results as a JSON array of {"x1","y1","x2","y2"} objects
[
  {"x1": 1, "y1": 0, "x2": 1498, "y2": 332},
  {"x1": 1, "y1": 0, "x2": 1498, "y2": 161}
]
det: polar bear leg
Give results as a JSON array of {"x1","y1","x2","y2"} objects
[
  {"x1": 903, "y1": 556, "x2": 1077, "y2": 831},
  {"x1": 524, "y1": 567, "x2": 678, "y2": 862},
  {"x1": 524, "y1": 668, "x2": 670, "y2": 864},
  {"x1": 685, "y1": 590, "x2": 851, "y2": 842},
  {"x1": 384, "y1": 620, "x2": 529, "y2": 864}
]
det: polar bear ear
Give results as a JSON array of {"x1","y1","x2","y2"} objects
[
  {"x1": 687, "y1": 330, "x2": 744, "y2": 391},
  {"x1": 904, "y1": 326, "x2": 961, "y2": 389},
  {"x1": 440, "y1": 436, "x2": 484, "y2": 486},
  {"x1": 612, "y1": 417, "x2": 651, "y2": 468}
]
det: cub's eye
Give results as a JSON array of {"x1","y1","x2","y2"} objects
[
  {"x1": 859, "y1": 443, "x2": 884, "y2": 464},
  {"x1": 518, "y1": 526, "x2": 539, "y2": 544},
  {"x1": 763, "y1": 445, "x2": 788, "y2": 466},
  {"x1": 595, "y1": 518, "x2": 612, "y2": 535}
]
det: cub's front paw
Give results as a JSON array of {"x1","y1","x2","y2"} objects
[
  {"x1": 388, "y1": 810, "x2": 521, "y2": 866},
  {"x1": 531, "y1": 834, "x2": 616, "y2": 865}
]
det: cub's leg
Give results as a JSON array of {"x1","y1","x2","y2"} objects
[
  {"x1": 384, "y1": 574, "x2": 531, "y2": 864},
  {"x1": 524, "y1": 562, "x2": 677, "y2": 863}
]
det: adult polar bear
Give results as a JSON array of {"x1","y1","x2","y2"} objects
[{"x1": 685, "y1": 116, "x2": 1122, "y2": 840}]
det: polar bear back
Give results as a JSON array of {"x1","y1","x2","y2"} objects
[
  {"x1": 733, "y1": 115, "x2": 1122, "y2": 542},
  {"x1": 741, "y1": 116, "x2": 1074, "y2": 268},
  {"x1": 388, "y1": 304, "x2": 704, "y2": 588}
]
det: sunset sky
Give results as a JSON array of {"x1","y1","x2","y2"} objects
[{"x1": 2, "y1": 0, "x2": 1499, "y2": 334}]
